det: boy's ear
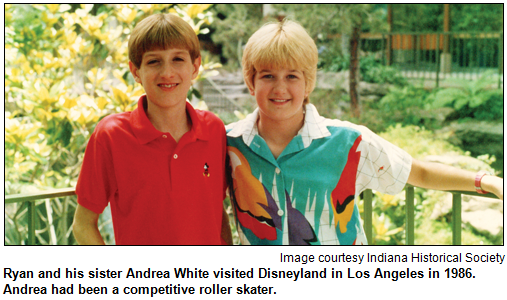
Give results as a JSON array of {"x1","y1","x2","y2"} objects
[
  {"x1": 129, "y1": 61, "x2": 142, "y2": 84},
  {"x1": 191, "y1": 56, "x2": 202, "y2": 80}
]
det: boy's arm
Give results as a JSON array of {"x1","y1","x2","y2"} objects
[
  {"x1": 221, "y1": 206, "x2": 233, "y2": 245},
  {"x1": 407, "y1": 159, "x2": 503, "y2": 200},
  {"x1": 72, "y1": 204, "x2": 106, "y2": 245}
]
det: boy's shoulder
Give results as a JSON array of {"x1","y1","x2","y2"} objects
[
  {"x1": 95, "y1": 111, "x2": 132, "y2": 132},
  {"x1": 91, "y1": 111, "x2": 133, "y2": 143},
  {"x1": 193, "y1": 107, "x2": 223, "y2": 126},
  {"x1": 186, "y1": 105, "x2": 226, "y2": 142}
]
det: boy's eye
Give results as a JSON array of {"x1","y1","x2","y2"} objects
[
  {"x1": 147, "y1": 60, "x2": 159, "y2": 65},
  {"x1": 173, "y1": 57, "x2": 184, "y2": 62}
]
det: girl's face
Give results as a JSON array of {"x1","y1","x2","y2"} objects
[{"x1": 251, "y1": 67, "x2": 307, "y2": 124}]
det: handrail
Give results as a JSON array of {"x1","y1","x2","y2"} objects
[
  {"x1": 5, "y1": 187, "x2": 76, "y2": 203},
  {"x1": 4, "y1": 186, "x2": 500, "y2": 245},
  {"x1": 359, "y1": 186, "x2": 498, "y2": 245}
]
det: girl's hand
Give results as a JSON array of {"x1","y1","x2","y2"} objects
[{"x1": 481, "y1": 175, "x2": 503, "y2": 200}]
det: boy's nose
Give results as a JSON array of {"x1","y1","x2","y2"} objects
[{"x1": 160, "y1": 64, "x2": 175, "y2": 79}]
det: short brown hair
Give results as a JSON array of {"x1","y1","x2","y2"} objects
[
  {"x1": 128, "y1": 13, "x2": 200, "y2": 68},
  {"x1": 242, "y1": 19, "x2": 318, "y2": 104}
]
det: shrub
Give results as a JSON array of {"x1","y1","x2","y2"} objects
[
  {"x1": 370, "y1": 125, "x2": 499, "y2": 245},
  {"x1": 429, "y1": 70, "x2": 503, "y2": 122},
  {"x1": 5, "y1": 4, "x2": 218, "y2": 245},
  {"x1": 359, "y1": 55, "x2": 407, "y2": 86}
]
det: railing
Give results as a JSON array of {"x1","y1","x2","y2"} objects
[
  {"x1": 358, "y1": 31, "x2": 503, "y2": 88},
  {"x1": 5, "y1": 187, "x2": 500, "y2": 245},
  {"x1": 5, "y1": 188, "x2": 76, "y2": 245},
  {"x1": 361, "y1": 186, "x2": 499, "y2": 245}
]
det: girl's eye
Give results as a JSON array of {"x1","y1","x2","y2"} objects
[
  {"x1": 262, "y1": 74, "x2": 273, "y2": 79},
  {"x1": 288, "y1": 74, "x2": 298, "y2": 79}
]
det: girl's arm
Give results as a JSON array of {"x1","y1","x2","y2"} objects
[
  {"x1": 407, "y1": 158, "x2": 503, "y2": 200},
  {"x1": 221, "y1": 206, "x2": 233, "y2": 245}
]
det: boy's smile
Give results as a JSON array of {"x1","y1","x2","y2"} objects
[
  {"x1": 252, "y1": 68, "x2": 307, "y2": 124},
  {"x1": 129, "y1": 48, "x2": 201, "y2": 112}
]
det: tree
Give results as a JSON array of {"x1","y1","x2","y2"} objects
[
  {"x1": 210, "y1": 4, "x2": 264, "y2": 68},
  {"x1": 390, "y1": 4, "x2": 503, "y2": 32},
  {"x1": 450, "y1": 4, "x2": 503, "y2": 32}
]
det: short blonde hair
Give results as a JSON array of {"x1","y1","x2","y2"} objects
[
  {"x1": 129, "y1": 13, "x2": 200, "y2": 68},
  {"x1": 242, "y1": 19, "x2": 318, "y2": 104}
]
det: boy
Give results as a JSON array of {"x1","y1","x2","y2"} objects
[
  {"x1": 226, "y1": 20, "x2": 503, "y2": 245},
  {"x1": 73, "y1": 13, "x2": 231, "y2": 245}
]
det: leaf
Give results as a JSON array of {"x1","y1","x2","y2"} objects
[
  {"x1": 39, "y1": 85, "x2": 50, "y2": 102},
  {"x1": 432, "y1": 88, "x2": 464, "y2": 108},
  {"x1": 468, "y1": 95, "x2": 487, "y2": 108},
  {"x1": 57, "y1": 119, "x2": 73, "y2": 147},
  {"x1": 186, "y1": 4, "x2": 212, "y2": 18},
  {"x1": 454, "y1": 98, "x2": 468, "y2": 110},
  {"x1": 63, "y1": 97, "x2": 78, "y2": 109},
  {"x1": 95, "y1": 97, "x2": 108, "y2": 110},
  {"x1": 49, "y1": 81, "x2": 65, "y2": 99},
  {"x1": 58, "y1": 4, "x2": 71, "y2": 13},
  {"x1": 81, "y1": 4, "x2": 94, "y2": 13},
  {"x1": 111, "y1": 87, "x2": 132, "y2": 110}
]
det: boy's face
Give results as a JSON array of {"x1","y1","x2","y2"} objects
[
  {"x1": 251, "y1": 67, "x2": 307, "y2": 123},
  {"x1": 129, "y1": 48, "x2": 201, "y2": 111}
]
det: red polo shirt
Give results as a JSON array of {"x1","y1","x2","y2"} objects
[{"x1": 76, "y1": 96, "x2": 226, "y2": 245}]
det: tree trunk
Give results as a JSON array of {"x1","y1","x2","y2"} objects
[{"x1": 349, "y1": 21, "x2": 361, "y2": 118}]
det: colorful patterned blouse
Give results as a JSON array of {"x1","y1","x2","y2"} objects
[{"x1": 226, "y1": 104, "x2": 412, "y2": 245}]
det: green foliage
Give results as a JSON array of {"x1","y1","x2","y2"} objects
[
  {"x1": 370, "y1": 125, "x2": 499, "y2": 245},
  {"x1": 5, "y1": 4, "x2": 218, "y2": 245},
  {"x1": 391, "y1": 4, "x2": 503, "y2": 32},
  {"x1": 210, "y1": 4, "x2": 264, "y2": 69},
  {"x1": 450, "y1": 4, "x2": 503, "y2": 32},
  {"x1": 391, "y1": 4, "x2": 442, "y2": 32},
  {"x1": 274, "y1": 4, "x2": 388, "y2": 40},
  {"x1": 377, "y1": 85, "x2": 435, "y2": 129},
  {"x1": 318, "y1": 52, "x2": 407, "y2": 85},
  {"x1": 318, "y1": 52, "x2": 349, "y2": 72},
  {"x1": 359, "y1": 55, "x2": 407, "y2": 85},
  {"x1": 429, "y1": 71, "x2": 503, "y2": 121}
]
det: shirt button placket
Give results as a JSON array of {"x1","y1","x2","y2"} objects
[{"x1": 274, "y1": 167, "x2": 285, "y2": 217}]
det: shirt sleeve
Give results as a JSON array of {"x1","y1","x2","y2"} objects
[
  {"x1": 221, "y1": 124, "x2": 228, "y2": 201},
  {"x1": 354, "y1": 125, "x2": 412, "y2": 196},
  {"x1": 75, "y1": 129, "x2": 117, "y2": 214}
]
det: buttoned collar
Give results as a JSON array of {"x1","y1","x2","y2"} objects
[
  {"x1": 226, "y1": 103, "x2": 331, "y2": 148},
  {"x1": 131, "y1": 95, "x2": 209, "y2": 145}
]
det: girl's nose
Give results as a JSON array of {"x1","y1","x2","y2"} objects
[{"x1": 272, "y1": 79, "x2": 287, "y2": 95}]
